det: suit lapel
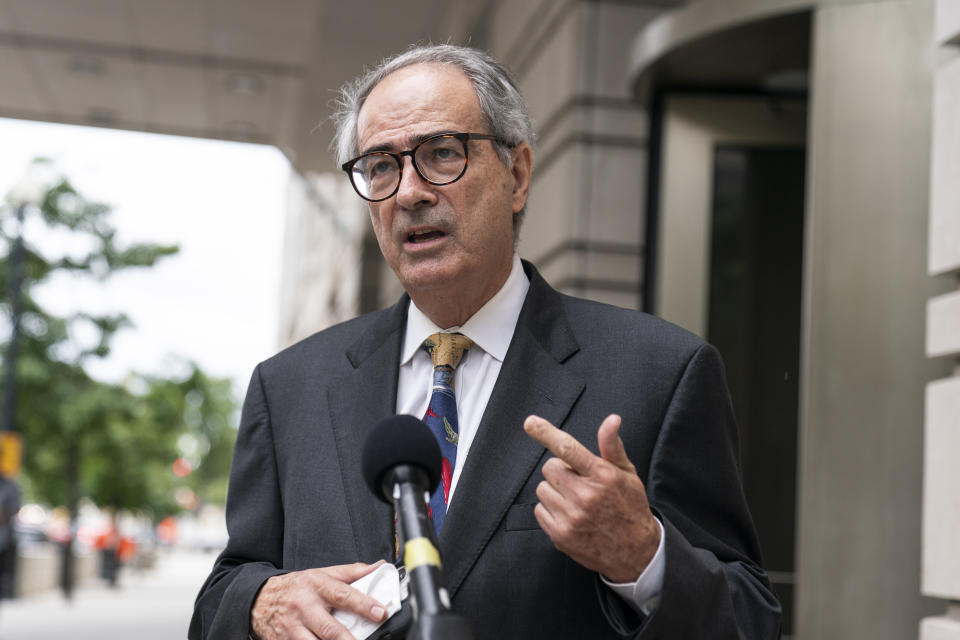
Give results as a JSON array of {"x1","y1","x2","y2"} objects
[
  {"x1": 327, "y1": 297, "x2": 408, "y2": 561},
  {"x1": 439, "y1": 265, "x2": 585, "y2": 597}
]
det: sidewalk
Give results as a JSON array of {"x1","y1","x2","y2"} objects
[{"x1": 0, "y1": 548, "x2": 216, "y2": 640}]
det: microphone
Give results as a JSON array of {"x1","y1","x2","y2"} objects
[{"x1": 362, "y1": 415, "x2": 473, "y2": 640}]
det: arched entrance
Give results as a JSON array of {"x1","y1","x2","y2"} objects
[{"x1": 635, "y1": 10, "x2": 812, "y2": 636}]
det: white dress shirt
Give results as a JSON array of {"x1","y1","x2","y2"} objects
[
  {"x1": 397, "y1": 253, "x2": 528, "y2": 501},
  {"x1": 395, "y1": 254, "x2": 665, "y2": 615}
]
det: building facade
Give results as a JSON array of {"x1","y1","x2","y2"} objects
[
  {"x1": 274, "y1": 3, "x2": 960, "y2": 638},
  {"x1": 1, "y1": 1, "x2": 956, "y2": 638}
]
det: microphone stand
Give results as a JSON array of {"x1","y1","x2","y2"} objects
[{"x1": 387, "y1": 466, "x2": 473, "y2": 640}]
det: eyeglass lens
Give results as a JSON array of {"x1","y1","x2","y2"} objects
[{"x1": 350, "y1": 136, "x2": 467, "y2": 201}]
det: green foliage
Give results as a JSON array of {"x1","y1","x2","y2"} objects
[
  {"x1": 2, "y1": 163, "x2": 237, "y2": 520},
  {"x1": 138, "y1": 366, "x2": 238, "y2": 509}
]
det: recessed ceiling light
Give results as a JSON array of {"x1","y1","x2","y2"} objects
[
  {"x1": 226, "y1": 74, "x2": 263, "y2": 96},
  {"x1": 225, "y1": 120, "x2": 258, "y2": 140},
  {"x1": 762, "y1": 69, "x2": 809, "y2": 93},
  {"x1": 69, "y1": 57, "x2": 104, "y2": 76},
  {"x1": 87, "y1": 108, "x2": 116, "y2": 125}
]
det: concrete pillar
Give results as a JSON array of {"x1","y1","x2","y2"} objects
[
  {"x1": 795, "y1": 1, "x2": 951, "y2": 638},
  {"x1": 920, "y1": 1, "x2": 960, "y2": 638},
  {"x1": 485, "y1": 0, "x2": 662, "y2": 310}
]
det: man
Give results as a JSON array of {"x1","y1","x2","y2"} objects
[{"x1": 191, "y1": 45, "x2": 781, "y2": 640}]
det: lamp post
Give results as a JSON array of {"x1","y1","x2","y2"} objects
[
  {"x1": 3, "y1": 161, "x2": 45, "y2": 439},
  {"x1": 2, "y1": 197, "x2": 27, "y2": 437},
  {"x1": 1, "y1": 162, "x2": 48, "y2": 599}
]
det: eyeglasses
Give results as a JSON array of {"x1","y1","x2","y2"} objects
[{"x1": 341, "y1": 132, "x2": 510, "y2": 202}]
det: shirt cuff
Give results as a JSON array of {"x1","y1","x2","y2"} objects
[{"x1": 599, "y1": 516, "x2": 665, "y2": 615}]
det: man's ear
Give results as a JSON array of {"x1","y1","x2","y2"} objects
[{"x1": 510, "y1": 143, "x2": 533, "y2": 214}]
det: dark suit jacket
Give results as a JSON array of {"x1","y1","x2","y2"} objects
[{"x1": 190, "y1": 262, "x2": 781, "y2": 639}]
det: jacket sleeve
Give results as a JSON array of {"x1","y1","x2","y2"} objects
[
  {"x1": 189, "y1": 365, "x2": 289, "y2": 640},
  {"x1": 598, "y1": 343, "x2": 782, "y2": 639}
]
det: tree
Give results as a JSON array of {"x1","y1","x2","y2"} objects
[
  {"x1": 142, "y1": 365, "x2": 237, "y2": 508},
  {"x1": 1, "y1": 162, "x2": 237, "y2": 593},
  {"x1": 89, "y1": 365, "x2": 238, "y2": 515}
]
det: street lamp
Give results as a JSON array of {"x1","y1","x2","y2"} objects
[
  {"x1": 3, "y1": 161, "x2": 48, "y2": 438},
  {"x1": 0, "y1": 160, "x2": 49, "y2": 599}
]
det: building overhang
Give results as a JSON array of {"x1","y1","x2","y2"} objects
[{"x1": 628, "y1": 0, "x2": 814, "y2": 104}]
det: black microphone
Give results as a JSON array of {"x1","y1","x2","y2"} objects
[{"x1": 362, "y1": 415, "x2": 473, "y2": 640}]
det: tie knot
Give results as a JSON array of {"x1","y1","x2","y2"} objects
[{"x1": 423, "y1": 333, "x2": 474, "y2": 370}]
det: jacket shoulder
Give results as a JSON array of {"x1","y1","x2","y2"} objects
[{"x1": 559, "y1": 294, "x2": 707, "y2": 357}]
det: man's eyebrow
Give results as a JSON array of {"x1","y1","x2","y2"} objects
[{"x1": 359, "y1": 130, "x2": 461, "y2": 156}]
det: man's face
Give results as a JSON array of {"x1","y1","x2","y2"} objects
[{"x1": 356, "y1": 63, "x2": 529, "y2": 317}]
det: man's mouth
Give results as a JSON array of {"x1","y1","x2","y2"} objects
[{"x1": 407, "y1": 229, "x2": 446, "y2": 243}]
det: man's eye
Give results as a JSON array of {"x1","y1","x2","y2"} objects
[
  {"x1": 430, "y1": 145, "x2": 462, "y2": 162},
  {"x1": 366, "y1": 158, "x2": 395, "y2": 178}
]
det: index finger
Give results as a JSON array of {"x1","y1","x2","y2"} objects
[{"x1": 523, "y1": 415, "x2": 596, "y2": 474}]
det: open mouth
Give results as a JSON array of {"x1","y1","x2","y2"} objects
[{"x1": 407, "y1": 229, "x2": 445, "y2": 244}]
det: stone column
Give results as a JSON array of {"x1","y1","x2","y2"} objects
[
  {"x1": 795, "y1": 1, "x2": 951, "y2": 638},
  {"x1": 484, "y1": 0, "x2": 665, "y2": 310},
  {"x1": 277, "y1": 172, "x2": 366, "y2": 346},
  {"x1": 920, "y1": 1, "x2": 960, "y2": 638}
]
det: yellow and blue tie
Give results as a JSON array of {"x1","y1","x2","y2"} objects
[{"x1": 421, "y1": 332, "x2": 473, "y2": 532}]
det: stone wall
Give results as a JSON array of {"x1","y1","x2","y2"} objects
[
  {"x1": 484, "y1": 0, "x2": 665, "y2": 311},
  {"x1": 277, "y1": 171, "x2": 366, "y2": 346},
  {"x1": 920, "y1": 1, "x2": 960, "y2": 638}
]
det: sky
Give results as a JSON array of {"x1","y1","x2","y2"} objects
[{"x1": 0, "y1": 116, "x2": 289, "y2": 400}]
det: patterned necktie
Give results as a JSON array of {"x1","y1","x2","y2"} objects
[{"x1": 421, "y1": 332, "x2": 473, "y2": 533}]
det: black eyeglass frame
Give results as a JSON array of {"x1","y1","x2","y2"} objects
[{"x1": 341, "y1": 132, "x2": 512, "y2": 202}]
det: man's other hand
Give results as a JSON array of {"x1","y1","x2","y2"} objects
[
  {"x1": 251, "y1": 561, "x2": 388, "y2": 640},
  {"x1": 523, "y1": 414, "x2": 661, "y2": 584}
]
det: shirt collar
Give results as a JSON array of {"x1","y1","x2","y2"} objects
[{"x1": 401, "y1": 254, "x2": 530, "y2": 365}]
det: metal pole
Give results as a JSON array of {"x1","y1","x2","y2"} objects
[
  {"x1": 2, "y1": 202, "x2": 26, "y2": 435},
  {"x1": 0, "y1": 202, "x2": 26, "y2": 601}
]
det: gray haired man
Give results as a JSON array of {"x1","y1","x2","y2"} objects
[{"x1": 191, "y1": 44, "x2": 780, "y2": 640}]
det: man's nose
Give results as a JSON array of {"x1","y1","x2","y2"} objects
[{"x1": 395, "y1": 155, "x2": 437, "y2": 209}]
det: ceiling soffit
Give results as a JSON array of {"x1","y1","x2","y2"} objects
[{"x1": 0, "y1": 0, "x2": 487, "y2": 173}]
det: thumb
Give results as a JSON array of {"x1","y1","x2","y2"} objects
[{"x1": 597, "y1": 414, "x2": 633, "y2": 471}]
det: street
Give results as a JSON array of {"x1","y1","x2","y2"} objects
[{"x1": 0, "y1": 548, "x2": 216, "y2": 639}]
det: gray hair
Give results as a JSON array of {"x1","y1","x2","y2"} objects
[{"x1": 332, "y1": 44, "x2": 534, "y2": 168}]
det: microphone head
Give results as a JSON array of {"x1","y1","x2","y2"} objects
[{"x1": 362, "y1": 415, "x2": 442, "y2": 502}]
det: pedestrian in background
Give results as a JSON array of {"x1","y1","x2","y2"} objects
[{"x1": 0, "y1": 470, "x2": 21, "y2": 599}]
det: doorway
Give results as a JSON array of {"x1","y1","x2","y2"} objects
[{"x1": 652, "y1": 94, "x2": 807, "y2": 635}]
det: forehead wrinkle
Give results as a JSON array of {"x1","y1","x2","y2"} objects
[
  {"x1": 356, "y1": 64, "x2": 484, "y2": 156},
  {"x1": 360, "y1": 129, "x2": 465, "y2": 156}
]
